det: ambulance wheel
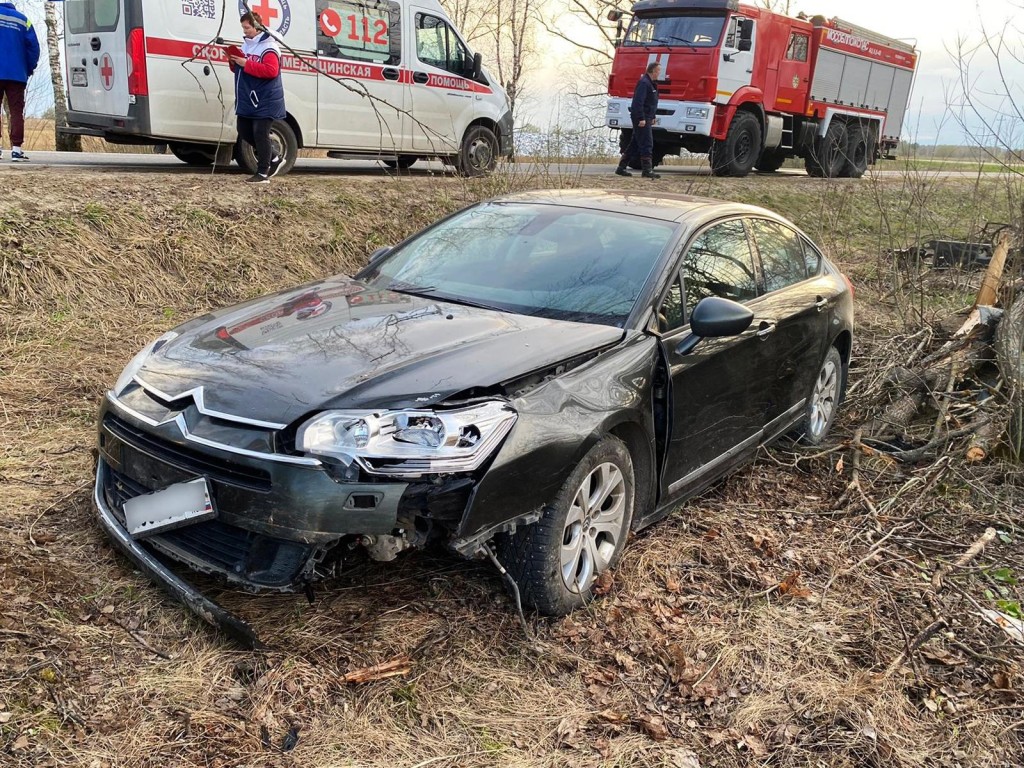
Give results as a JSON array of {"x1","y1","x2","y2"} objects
[
  {"x1": 805, "y1": 120, "x2": 847, "y2": 178},
  {"x1": 457, "y1": 125, "x2": 498, "y2": 176},
  {"x1": 235, "y1": 120, "x2": 298, "y2": 177},
  {"x1": 710, "y1": 111, "x2": 761, "y2": 177},
  {"x1": 840, "y1": 124, "x2": 870, "y2": 178},
  {"x1": 383, "y1": 156, "x2": 418, "y2": 170},
  {"x1": 169, "y1": 143, "x2": 216, "y2": 167}
]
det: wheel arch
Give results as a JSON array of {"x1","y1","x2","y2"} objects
[
  {"x1": 607, "y1": 419, "x2": 657, "y2": 526},
  {"x1": 830, "y1": 329, "x2": 853, "y2": 401},
  {"x1": 283, "y1": 112, "x2": 304, "y2": 149}
]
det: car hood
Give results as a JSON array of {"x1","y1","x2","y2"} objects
[{"x1": 133, "y1": 277, "x2": 625, "y2": 425}]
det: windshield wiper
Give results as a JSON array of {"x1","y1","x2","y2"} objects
[{"x1": 390, "y1": 284, "x2": 504, "y2": 313}]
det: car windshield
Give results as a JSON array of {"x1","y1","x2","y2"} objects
[
  {"x1": 360, "y1": 203, "x2": 676, "y2": 327},
  {"x1": 624, "y1": 14, "x2": 726, "y2": 48}
]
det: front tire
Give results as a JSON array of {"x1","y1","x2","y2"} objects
[
  {"x1": 457, "y1": 125, "x2": 498, "y2": 176},
  {"x1": 235, "y1": 119, "x2": 298, "y2": 177},
  {"x1": 498, "y1": 436, "x2": 635, "y2": 615},
  {"x1": 797, "y1": 347, "x2": 843, "y2": 445},
  {"x1": 710, "y1": 111, "x2": 761, "y2": 177}
]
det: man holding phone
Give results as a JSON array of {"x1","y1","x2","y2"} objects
[{"x1": 230, "y1": 11, "x2": 285, "y2": 183}]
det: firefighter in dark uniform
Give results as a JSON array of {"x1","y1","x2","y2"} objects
[{"x1": 616, "y1": 61, "x2": 661, "y2": 179}]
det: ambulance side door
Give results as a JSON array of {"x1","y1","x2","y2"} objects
[
  {"x1": 315, "y1": 0, "x2": 408, "y2": 151},
  {"x1": 408, "y1": 8, "x2": 478, "y2": 155}
]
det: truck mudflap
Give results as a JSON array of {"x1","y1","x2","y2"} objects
[{"x1": 93, "y1": 467, "x2": 263, "y2": 650}]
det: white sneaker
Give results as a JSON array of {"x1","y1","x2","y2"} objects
[{"x1": 11, "y1": 149, "x2": 28, "y2": 162}]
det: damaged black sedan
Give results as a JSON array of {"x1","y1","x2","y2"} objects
[{"x1": 94, "y1": 190, "x2": 853, "y2": 639}]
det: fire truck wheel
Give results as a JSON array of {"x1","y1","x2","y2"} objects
[
  {"x1": 234, "y1": 120, "x2": 298, "y2": 177},
  {"x1": 383, "y1": 156, "x2": 418, "y2": 170},
  {"x1": 754, "y1": 148, "x2": 787, "y2": 173},
  {"x1": 457, "y1": 125, "x2": 499, "y2": 177},
  {"x1": 805, "y1": 120, "x2": 847, "y2": 178},
  {"x1": 840, "y1": 124, "x2": 870, "y2": 178},
  {"x1": 169, "y1": 143, "x2": 216, "y2": 167},
  {"x1": 710, "y1": 111, "x2": 761, "y2": 177}
]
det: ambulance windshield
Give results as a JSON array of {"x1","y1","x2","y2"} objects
[{"x1": 624, "y1": 14, "x2": 726, "y2": 48}]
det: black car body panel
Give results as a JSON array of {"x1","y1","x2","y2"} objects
[{"x1": 92, "y1": 190, "x2": 854, "y2": 643}]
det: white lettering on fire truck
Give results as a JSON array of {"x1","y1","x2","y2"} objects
[{"x1": 825, "y1": 28, "x2": 870, "y2": 52}]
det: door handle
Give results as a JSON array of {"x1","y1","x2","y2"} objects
[
  {"x1": 756, "y1": 321, "x2": 776, "y2": 339},
  {"x1": 814, "y1": 296, "x2": 828, "y2": 312},
  {"x1": 90, "y1": 37, "x2": 102, "y2": 51},
  {"x1": 383, "y1": 67, "x2": 400, "y2": 81},
  {"x1": 413, "y1": 71, "x2": 429, "y2": 85}
]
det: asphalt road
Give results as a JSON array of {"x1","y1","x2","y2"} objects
[{"x1": 0, "y1": 149, "x2": 984, "y2": 179}]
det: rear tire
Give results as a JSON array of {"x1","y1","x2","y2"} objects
[
  {"x1": 169, "y1": 142, "x2": 216, "y2": 167},
  {"x1": 457, "y1": 125, "x2": 498, "y2": 176},
  {"x1": 710, "y1": 111, "x2": 761, "y2": 177},
  {"x1": 840, "y1": 124, "x2": 870, "y2": 178},
  {"x1": 497, "y1": 436, "x2": 635, "y2": 616},
  {"x1": 235, "y1": 119, "x2": 299, "y2": 177},
  {"x1": 796, "y1": 347, "x2": 844, "y2": 445},
  {"x1": 805, "y1": 120, "x2": 847, "y2": 178}
]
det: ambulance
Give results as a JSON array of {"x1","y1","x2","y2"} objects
[{"x1": 62, "y1": 0, "x2": 513, "y2": 175}]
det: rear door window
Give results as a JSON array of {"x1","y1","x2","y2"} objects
[
  {"x1": 750, "y1": 219, "x2": 808, "y2": 292},
  {"x1": 67, "y1": 0, "x2": 120, "y2": 34}
]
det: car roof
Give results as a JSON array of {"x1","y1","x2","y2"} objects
[{"x1": 488, "y1": 189, "x2": 785, "y2": 226}]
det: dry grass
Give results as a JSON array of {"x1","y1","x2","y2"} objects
[{"x1": 1, "y1": 164, "x2": 1022, "y2": 767}]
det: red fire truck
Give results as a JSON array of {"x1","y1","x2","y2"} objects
[{"x1": 606, "y1": 0, "x2": 918, "y2": 177}]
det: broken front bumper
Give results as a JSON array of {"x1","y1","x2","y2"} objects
[{"x1": 94, "y1": 460, "x2": 263, "y2": 648}]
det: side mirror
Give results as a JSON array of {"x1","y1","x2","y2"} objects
[
  {"x1": 471, "y1": 52, "x2": 483, "y2": 81},
  {"x1": 607, "y1": 10, "x2": 623, "y2": 21},
  {"x1": 367, "y1": 246, "x2": 393, "y2": 267},
  {"x1": 675, "y1": 296, "x2": 753, "y2": 355}
]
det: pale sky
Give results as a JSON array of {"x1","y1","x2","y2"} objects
[{"x1": 527, "y1": 0, "x2": 1024, "y2": 145}]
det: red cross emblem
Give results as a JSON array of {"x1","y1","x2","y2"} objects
[
  {"x1": 250, "y1": 0, "x2": 279, "y2": 26},
  {"x1": 100, "y1": 53, "x2": 115, "y2": 91}
]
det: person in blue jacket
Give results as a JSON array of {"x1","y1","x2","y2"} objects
[
  {"x1": 0, "y1": 1, "x2": 40, "y2": 162},
  {"x1": 615, "y1": 61, "x2": 661, "y2": 180},
  {"x1": 229, "y1": 11, "x2": 286, "y2": 183}
]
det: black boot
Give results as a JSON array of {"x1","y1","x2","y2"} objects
[
  {"x1": 614, "y1": 154, "x2": 633, "y2": 177},
  {"x1": 641, "y1": 157, "x2": 660, "y2": 179}
]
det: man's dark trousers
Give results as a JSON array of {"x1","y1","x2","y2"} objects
[{"x1": 0, "y1": 80, "x2": 25, "y2": 148}]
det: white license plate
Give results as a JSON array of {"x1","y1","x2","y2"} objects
[
  {"x1": 71, "y1": 68, "x2": 87, "y2": 87},
  {"x1": 123, "y1": 478, "x2": 215, "y2": 538}
]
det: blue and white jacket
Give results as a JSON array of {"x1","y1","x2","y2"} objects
[
  {"x1": 233, "y1": 32, "x2": 286, "y2": 120},
  {"x1": 0, "y1": 2, "x2": 40, "y2": 84}
]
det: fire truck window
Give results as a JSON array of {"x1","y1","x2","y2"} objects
[
  {"x1": 624, "y1": 14, "x2": 726, "y2": 48},
  {"x1": 681, "y1": 220, "x2": 758, "y2": 315},
  {"x1": 317, "y1": 0, "x2": 401, "y2": 65},
  {"x1": 751, "y1": 219, "x2": 809, "y2": 292},
  {"x1": 785, "y1": 33, "x2": 809, "y2": 62}
]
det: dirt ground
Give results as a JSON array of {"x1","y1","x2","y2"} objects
[{"x1": 1, "y1": 162, "x2": 1022, "y2": 768}]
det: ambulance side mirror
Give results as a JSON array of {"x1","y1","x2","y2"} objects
[{"x1": 471, "y1": 52, "x2": 483, "y2": 82}]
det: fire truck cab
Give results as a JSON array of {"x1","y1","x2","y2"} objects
[{"x1": 606, "y1": 0, "x2": 917, "y2": 177}]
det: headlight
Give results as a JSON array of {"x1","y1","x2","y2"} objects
[
  {"x1": 686, "y1": 107, "x2": 709, "y2": 119},
  {"x1": 113, "y1": 332, "x2": 178, "y2": 396},
  {"x1": 607, "y1": 102, "x2": 621, "y2": 112},
  {"x1": 297, "y1": 401, "x2": 517, "y2": 477}
]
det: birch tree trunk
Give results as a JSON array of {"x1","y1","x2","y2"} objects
[{"x1": 46, "y1": 2, "x2": 81, "y2": 152}]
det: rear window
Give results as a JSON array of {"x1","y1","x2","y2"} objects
[{"x1": 67, "y1": 0, "x2": 120, "y2": 34}]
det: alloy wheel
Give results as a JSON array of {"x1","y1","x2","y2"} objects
[
  {"x1": 809, "y1": 358, "x2": 839, "y2": 439},
  {"x1": 560, "y1": 462, "x2": 626, "y2": 594}
]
